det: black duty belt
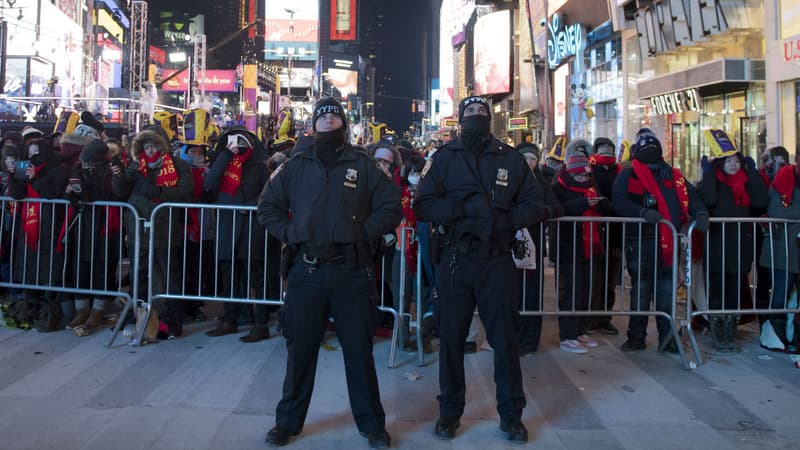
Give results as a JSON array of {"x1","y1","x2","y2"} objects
[{"x1": 299, "y1": 244, "x2": 355, "y2": 265}]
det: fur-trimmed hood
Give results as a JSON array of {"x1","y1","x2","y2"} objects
[{"x1": 131, "y1": 130, "x2": 170, "y2": 160}]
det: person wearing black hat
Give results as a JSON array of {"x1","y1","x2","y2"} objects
[
  {"x1": 203, "y1": 126, "x2": 271, "y2": 343},
  {"x1": 414, "y1": 96, "x2": 544, "y2": 443},
  {"x1": 257, "y1": 96, "x2": 400, "y2": 448},
  {"x1": 80, "y1": 111, "x2": 107, "y2": 140},
  {"x1": 611, "y1": 128, "x2": 709, "y2": 353},
  {"x1": 514, "y1": 142, "x2": 563, "y2": 355},
  {"x1": 61, "y1": 139, "x2": 125, "y2": 335}
]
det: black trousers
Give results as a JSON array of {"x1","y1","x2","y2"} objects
[
  {"x1": 275, "y1": 260, "x2": 385, "y2": 434},
  {"x1": 217, "y1": 259, "x2": 269, "y2": 327},
  {"x1": 436, "y1": 246, "x2": 525, "y2": 422}
]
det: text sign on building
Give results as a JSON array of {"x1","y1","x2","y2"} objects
[
  {"x1": 507, "y1": 116, "x2": 529, "y2": 131},
  {"x1": 649, "y1": 88, "x2": 701, "y2": 115},
  {"x1": 634, "y1": 0, "x2": 733, "y2": 57},
  {"x1": 546, "y1": 14, "x2": 584, "y2": 69},
  {"x1": 784, "y1": 37, "x2": 800, "y2": 62}
]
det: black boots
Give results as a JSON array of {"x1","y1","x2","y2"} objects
[{"x1": 710, "y1": 315, "x2": 740, "y2": 352}]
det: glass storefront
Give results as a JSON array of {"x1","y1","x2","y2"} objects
[
  {"x1": 779, "y1": 80, "x2": 799, "y2": 155},
  {"x1": 570, "y1": 36, "x2": 623, "y2": 144}
]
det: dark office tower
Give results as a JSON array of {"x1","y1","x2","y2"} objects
[{"x1": 208, "y1": 0, "x2": 246, "y2": 68}]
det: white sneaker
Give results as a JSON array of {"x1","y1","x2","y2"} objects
[
  {"x1": 577, "y1": 334, "x2": 599, "y2": 348},
  {"x1": 560, "y1": 339, "x2": 588, "y2": 354}
]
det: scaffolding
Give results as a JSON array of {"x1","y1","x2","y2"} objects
[
  {"x1": 191, "y1": 34, "x2": 207, "y2": 107},
  {"x1": 127, "y1": 0, "x2": 148, "y2": 132}
]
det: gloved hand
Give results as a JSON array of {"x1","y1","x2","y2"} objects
[
  {"x1": 66, "y1": 190, "x2": 83, "y2": 211},
  {"x1": 694, "y1": 213, "x2": 710, "y2": 232},
  {"x1": 743, "y1": 156, "x2": 757, "y2": 173},
  {"x1": 700, "y1": 155, "x2": 712, "y2": 173},
  {"x1": 134, "y1": 178, "x2": 161, "y2": 199},
  {"x1": 641, "y1": 208, "x2": 662, "y2": 224},
  {"x1": 545, "y1": 204, "x2": 565, "y2": 219}
]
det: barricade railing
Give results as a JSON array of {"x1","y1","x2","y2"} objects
[
  {"x1": 520, "y1": 216, "x2": 690, "y2": 369},
  {"x1": 0, "y1": 196, "x2": 142, "y2": 347},
  {"x1": 684, "y1": 217, "x2": 800, "y2": 365},
  {"x1": 139, "y1": 203, "x2": 407, "y2": 367}
]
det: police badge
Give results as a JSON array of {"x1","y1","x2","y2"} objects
[
  {"x1": 344, "y1": 168, "x2": 358, "y2": 188},
  {"x1": 496, "y1": 168, "x2": 509, "y2": 186}
]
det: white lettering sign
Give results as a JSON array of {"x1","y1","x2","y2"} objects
[
  {"x1": 649, "y1": 88, "x2": 701, "y2": 115},
  {"x1": 546, "y1": 15, "x2": 584, "y2": 69}
]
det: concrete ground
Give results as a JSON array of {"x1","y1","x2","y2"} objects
[{"x1": 0, "y1": 314, "x2": 798, "y2": 450}]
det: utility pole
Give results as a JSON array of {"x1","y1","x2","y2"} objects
[{"x1": 128, "y1": 0, "x2": 148, "y2": 132}]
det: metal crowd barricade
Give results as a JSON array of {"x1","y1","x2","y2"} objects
[
  {"x1": 139, "y1": 203, "x2": 408, "y2": 368},
  {"x1": 520, "y1": 216, "x2": 691, "y2": 369},
  {"x1": 0, "y1": 196, "x2": 142, "y2": 347},
  {"x1": 683, "y1": 217, "x2": 800, "y2": 365}
]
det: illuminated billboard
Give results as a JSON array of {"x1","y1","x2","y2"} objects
[
  {"x1": 330, "y1": 0, "x2": 357, "y2": 41},
  {"x1": 265, "y1": 0, "x2": 319, "y2": 62},
  {"x1": 473, "y1": 10, "x2": 510, "y2": 96},
  {"x1": 327, "y1": 68, "x2": 357, "y2": 99}
]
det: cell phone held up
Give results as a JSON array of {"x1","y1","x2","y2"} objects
[{"x1": 13, "y1": 160, "x2": 30, "y2": 180}]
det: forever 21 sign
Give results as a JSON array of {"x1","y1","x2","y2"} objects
[
  {"x1": 634, "y1": 0, "x2": 732, "y2": 57},
  {"x1": 649, "y1": 88, "x2": 701, "y2": 116}
]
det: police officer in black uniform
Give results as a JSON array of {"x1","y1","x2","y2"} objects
[
  {"x1": 414, "y1": 96, "x2": 544, "y2": 443},
  {"x1": 257, "y1": 97, "x2": 400, "y2": 448}
]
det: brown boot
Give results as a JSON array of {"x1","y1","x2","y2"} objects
[
  {"x1": 66, "y1": 308, "x2": 90, "y2": 330},
  {"x1": 83, "y1": 308, "x2": 106, "y2": 330},
  {"x1": 206, "y1": 321, "x2": 239, "y2": 337},
  {"x1": 239, "y1": 326, "x2": 270, "y2": 343}
]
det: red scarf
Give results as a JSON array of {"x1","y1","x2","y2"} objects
[
  {"x1": 772, "y1": 164, "x2": 797, "y2": 207},
  {"x1": 396, "y1": 184, "x2": 418, "y2": 275},
  {"x1": 139, "y1": 153, "x2": 179, "y2": 193},
  {"x1": 557, "y1": 173, "x2": 604, "y2": 258},
  {"x1": 631, "y1": 159, "x2": 689, "y2": 264},
  {"x1": 219, "y1": 148, "x2": 252, "y2": 196},
  {"x1": 714, "y1": 167, "x2": 750, "y2": 207},
  {"x1": 22, "y1": 183, "x2": 41, "y2": 250},
  {"x1": 590, "y1": 155, "x2": 621, "y2": 170}
]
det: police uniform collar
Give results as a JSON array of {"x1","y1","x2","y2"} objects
[
  {"x1": 295, "y1": 142, "x2": 359, "y2": 162},
  {"x1": 451, "y1": 136, "x2": 507, "y2": 154}
]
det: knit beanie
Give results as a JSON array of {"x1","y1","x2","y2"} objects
[
  {"x1": 515, "y1": 142, "x2": 540, "y2": 159},
  {"x1": 458, "y1": 96, "x2": 491, "y2": 123},
  {"x1": 79, "y1": 139, "x2": 109, "y2": 165},
  {"x1": 80, "y1": 111, "x2": 105, "y2": 132},
  {"x1": 593, "y1": 137, "x2": 616, "y2": 157},
  {"x1": 632, "y1": 128, "x2": 662, "y2": 163},
  {"x1": 312, "y1": 97, "x2": 348, "y2": 132},
  {"x1": 564, "y1": 154, "x2": 591, "y2": 173}
]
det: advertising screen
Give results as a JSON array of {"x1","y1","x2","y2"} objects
[
  {"x1": 265, "y1": 0, "x2": 319, "y2": 61},
  {"x1": 160, "y1": 70, "x2": 238, "y2": 93},
  {"x1": 473, "y1": 10, "x2": 510, "y2": 96},
  {"x1": 327, "y1": 68, "x2": 358, "y2": 99},
  {"x1": 330, "y1": 0, "x2": 357, "y2": 41}
]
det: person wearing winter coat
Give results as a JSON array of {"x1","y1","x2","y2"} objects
[
  {"x1": 203, "y1": 127, "x2": 271, "y2": 342},
  {"x1": 514, "y1": 142, "x2": 563, "y2": 355},
  {"x1": 696, "y1": 131, "x2": 769, "y2": 351},
  {"x1": 758, "y1": 156, "x2": 800, "y2": 352},
  {"x1": 110, "y1": 129, "x2": 194, "y2": 338},
  {"x1": 61, "y1": 139, "x2": 126, "y2": 335},
  {"x1": 8, "y1": 138, "x2": 69, "y2": 330},
  {"x1": 587, "y1": 137, "x2": 623, "y2": 335},
  {"x1": 552, "y1": 145, "x2": 614, "y2": 354},
  {"x1": 611, "y1": 128, "x2": 709, "y2": 353}
]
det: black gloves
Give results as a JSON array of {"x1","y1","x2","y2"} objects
[
  {"x1": 641, "y1": 208, "x2": 663, "y2": 224},
  {"x1": 544, "y1": 204, "x2": 565, "y2": 220},
  {"x1": 694, "y1": 213, "x2": 710, "y2": 232}
]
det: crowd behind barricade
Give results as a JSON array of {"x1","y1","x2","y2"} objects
[{"x1": 0, "y1": 108, "x2": 798, "y2": 363}]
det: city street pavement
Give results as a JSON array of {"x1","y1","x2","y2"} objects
[{"x1": 0, "y1": 314, "x2": 798, "y2": 450}]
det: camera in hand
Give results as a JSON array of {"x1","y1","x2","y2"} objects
[
  {"x1": 643, "y1": 193, "x2": 657, "y2": 208},
  {"x1": 13, "y1": 160, "x2": 30, "y2": 180},
  {"x1": 512, "y1": 238, "x2": 528, "y2": 260},
  {"x1": 68, "y1": 177, "x2": 81, "y2": 193}
]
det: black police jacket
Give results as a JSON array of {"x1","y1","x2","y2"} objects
[
  {"x1": 414, "y1": 135, "x2": 544, "y2": 250},
  {"x1": 257, "y1": 137, "x2": 401, "y2": 251}
]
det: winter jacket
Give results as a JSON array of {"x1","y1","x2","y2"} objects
[
  {"x1": 257, "y1": 137, "x2": 401, "y2": 261},
  {"x1": 759, "y1": 187, "x2": 800, "y2": 274},
  {"x1": 552, "y1": 175, "x2": 614, "y2": 263},
  {"x1": 697, "y1": 167, "x2": 768, "y2": 274},
  {"x1": 205, "y1": 127, "x2": 268, "y2": 261},
  {"x1": 414, "y1": 135, "x2": 544, "y2": 251}
]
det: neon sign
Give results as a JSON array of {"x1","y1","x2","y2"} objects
[{"x1": 546, "y1": 14, "x2": 584, "y2": 69}]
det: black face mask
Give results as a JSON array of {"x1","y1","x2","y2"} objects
[
  {"x1": 315, "y1": 129, "x2": 346, "y2": 146},
  {"x1": 460, "y1": 115, "x2": 491, "y2": 150},
  {"x1": 635, "y1": 146, "x2": 662, "y2": 164}
]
